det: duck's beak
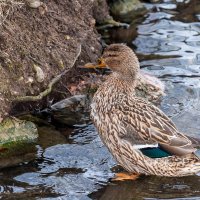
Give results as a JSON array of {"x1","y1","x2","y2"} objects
[{"x1": 81, "y1": 58, "x2": 107, "y2": 69}]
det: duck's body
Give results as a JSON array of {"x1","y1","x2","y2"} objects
[{"x1": 91, "y1": 44, "x2": 200, "y2": 177}]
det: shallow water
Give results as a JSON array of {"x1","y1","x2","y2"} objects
[{"x1": 1, "y1": 0, "x2": 200, "y2": 199}]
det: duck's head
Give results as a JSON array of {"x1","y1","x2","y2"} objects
[
  {"x1": 82, "y1": 44, "x2": 140, "y2": 80},
  {"x1": 102, "y1": 44, "x2": 139, "y2": 76}
]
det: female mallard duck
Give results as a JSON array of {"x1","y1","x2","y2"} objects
[{"x1": 89, "y1": 44, "x2": 200, "y2": 177}]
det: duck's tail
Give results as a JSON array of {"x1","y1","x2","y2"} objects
[{"x1": 176, "y1": 153, "x2": 200, "y2": 176}]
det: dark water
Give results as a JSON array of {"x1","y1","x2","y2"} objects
[{"x1": 1, "y1": 0, "x2": 200, "y2": 199}]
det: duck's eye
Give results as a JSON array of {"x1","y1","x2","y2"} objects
[
  {"x1": 103, "y1": 52, "x2": 118, "y2": 59},
  {"x1": 108, "y1": 53, "x2": 118, "y2": 57}
]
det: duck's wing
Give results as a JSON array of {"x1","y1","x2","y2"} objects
[{"x1": 114, "y1": 97, "x2": 197, "y2": 156}]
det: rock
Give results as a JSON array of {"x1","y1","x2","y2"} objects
[
  {"x1": 38, "y1": 126, "x2": 67, "y2": 149},
  {"x1": 52, "y1": 110, "x2": 89, "y2": 126},
  {"x1": 25, "y1": 0, "x2": 43, "y2": 8},
  {"x1": 0, "y1": 117, "x2": 38, "y2": 168},
  {"x1": 93, "y1": 0, "x2": 111, "y2": 24},
  {"x1": 0, "y1": 151, "x2": 36, "y2": 169},
  {"x1": 19, "y1": 114, "x2": 53, "y2": 127},
  {"x1": 33, "y1": 64, "x2": 45, "y2": 83},
  {"x1": 51, "y1": 95, "x2": 87, "y2": 111},
  {"x1": 109, "y1": 0, "x2": 147, "y2": 23},
  {"x1": 51, "y1": 95, "x2": 89, "y2": 126},
  {"x1": 0, "y1": 117, "x2": 38, "y2": 146}
]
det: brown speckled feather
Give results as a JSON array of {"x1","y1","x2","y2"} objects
[{"x1": 113, "y1": 96, "x2": 196, "y2": 156}]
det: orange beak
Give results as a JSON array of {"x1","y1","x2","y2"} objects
[{"x1": 81, "y1": 58, "x2": 107, "y2": 69}]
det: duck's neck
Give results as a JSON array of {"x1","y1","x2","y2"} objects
[
  {"x1": 97, "y1": 72, "x2": 137, "y2": 98},
  {"x1": 112, "y1": 71, "x2": 138, "y2": 84}
]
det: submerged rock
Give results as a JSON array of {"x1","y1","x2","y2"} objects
[{"x1": 38, "y1": 126, "x2": 67, "y2": 149}]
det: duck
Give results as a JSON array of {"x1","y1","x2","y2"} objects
[{"x1": 86, "y1": 43, "x2": 200, "y2": 177}]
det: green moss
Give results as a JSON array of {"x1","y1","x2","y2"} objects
[
  {"x1": 0, "y1": 117, "x2": 38, "y2": 159},
  {"x1": 0, "y1": 117, "x2": 38, "y2": 148},
  {"x1": 0, "y1": 141, "x2": 36, "y2": 158}
]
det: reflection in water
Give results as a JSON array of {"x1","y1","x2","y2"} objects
[
  {"x1": 0, "y1": 124, "x2": 115, "y2": 199},
  {"x1": 91, "y1": 176, "x2": 200, "y2": 200},
  {"x1": 1, "y1": 0, "x2": 200, "y2": 199}
]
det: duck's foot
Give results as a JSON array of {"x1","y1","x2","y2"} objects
[{"x1": 112, "y1": 172, "x2": 139, "y2": 181}]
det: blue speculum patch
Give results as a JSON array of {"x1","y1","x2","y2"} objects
[{"x1": 140, "y1": 147, "x2": 172, "y2": 158}]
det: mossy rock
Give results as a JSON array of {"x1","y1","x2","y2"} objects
[
  {"x1": 109, "y1": 0, "x2": 147, "y2": 23},
  {"x1": 0, "y1": 117, "x2": 38, "y2": 159}
]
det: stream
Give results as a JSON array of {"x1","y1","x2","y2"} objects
[{"x1": 1, "y1": 0, "x2": 200, "y2": 199}]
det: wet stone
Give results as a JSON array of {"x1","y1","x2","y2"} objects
[
  {"x1": 38, "y1": 126, "x2": 67, "y2": 149},
  {"x1": 0, "y1": 117, "x2": 38, "y2": 145},
  {"x1": 51, "y1": 95, "x2": 87, "y2": 111},
  {"x1": 0, "y1": 117, "x2": 38, "y2": 168},
  {"x1": 51, "y1": 95, "x2": 89, "y2": 126}
]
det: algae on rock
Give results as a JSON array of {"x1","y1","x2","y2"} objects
[
  {"x1": 0, "y1": 117, "x2": 38, "y2": 145},
  {"x1": 0, "y1": 117, "x2": 38, "y2": 168}
]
